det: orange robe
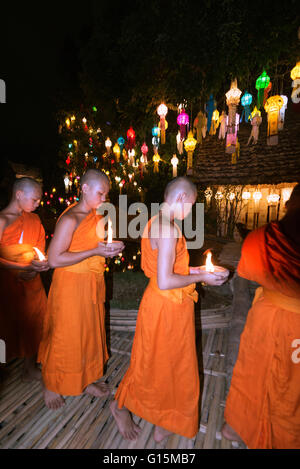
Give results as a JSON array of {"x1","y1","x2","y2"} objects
[
  {"x1": 224, "y1": 222, "x2": 300, "y2": 449},
  {"x1": 0, "y1": 211, "x2": 47, "y2": 361},
  {"x1": 38, "y1": 207, "x2": 108, "y2": 396},
  {"x1": 115, "y1": 218, "x2": 200, "y2": 438}
]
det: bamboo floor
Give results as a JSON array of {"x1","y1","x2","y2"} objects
[{"x1": 0, "y1": 308, "x2": 246, "y2": 449}]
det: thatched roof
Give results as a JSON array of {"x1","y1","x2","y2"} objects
[{"x1": 193, "y1": 102, "x2": 300, "y2": 186}]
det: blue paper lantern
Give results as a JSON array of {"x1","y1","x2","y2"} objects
[{"x1": 240, "y1": 91, "x2": 253, "y2": 122}]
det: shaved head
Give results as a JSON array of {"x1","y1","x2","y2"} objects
[
  {"x1": 164, "y1": 177, "x2": 197, "y2": 202},
  {"x1": 81, "y1": 169, "x2": 110, "y2": 188},
  {"x1": 12, "y1": 177, "x2": 41, "y2": 196}
]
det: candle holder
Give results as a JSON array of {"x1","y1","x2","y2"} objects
[{"x1": 199, "y1": 265, "x2": 228, "y2": 274}]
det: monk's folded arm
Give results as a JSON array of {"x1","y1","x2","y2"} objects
[
  {"x1": 157, "y1": 235, "x2": 207, "y2": 289},
  {"x1": 48, "y1": 215, "x2": 100, "y2": 268}
]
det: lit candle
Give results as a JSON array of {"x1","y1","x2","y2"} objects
[
  {"x1": 199, "y1": 251, "x2": 228, "y2": 274},
  {"x1": 107, "y1": 218, "x2": 113, "y2": 244},
  {"x1": 33, "y1": 247, "x2": 46, "y2": 261}
]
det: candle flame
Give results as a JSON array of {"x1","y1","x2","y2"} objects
[
  {"x1": 107, "y1": 218, "x2": 113, "y2": 244},
  {"x1": 33, "y1": 247, "x2": 46, "y2": 261},
  {"x1": 205, "y1": 251, "x2": 214, "y2": 272}
]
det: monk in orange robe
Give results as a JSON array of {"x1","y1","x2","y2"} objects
[
  {"x1": 38, "y1": 170, "x2": 124, "y2": 409},
  {"x1": 110, "y1": 177, "x2": 229, "y2": 442},
  {"x1": 222, "y1": 184, "x2": 300, "y2": 449},
  {"x1": 0, "y1": 177, "x2": 49, "y2": 381}
]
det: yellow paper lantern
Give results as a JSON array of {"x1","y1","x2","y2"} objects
[
  {"x1": 291, "y1": 62, "x2": 300, "y2": 104},
  {"x1": 184, "y1": 131, "x2": 197, "y2": 172},
  {"x1": 153, "y1": 153, "x2": 161, "y2": 173},
  {"x1": 157, "y1": 103, "x2": 168, "y2": 144},
  {"x1": 264, "y1": 95, "x2": 284, "y2": 145},
  {"x1": 113, "y1": 143, "x2": 121, "y2": 161}
]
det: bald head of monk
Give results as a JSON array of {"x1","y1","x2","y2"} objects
[
  {"x1": 12, "y1": 177, "x2": 42, "y2": 213},
  {"x1": 164, "y1": 177, "x2": 197, "y2": 220},
  {"x1": 80, "y1": 169, "x2": 110, "y2": 209}
]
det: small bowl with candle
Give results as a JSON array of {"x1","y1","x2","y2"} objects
[
  {"x1": 97, "y1": 217, "x2": 125, "y2": 254},
  {"x1": 196, "y1": 250, "x2": 229, "y2": 285},
  {"x1": 31, "y1": 247, "x2": 49, "y2": 272}
]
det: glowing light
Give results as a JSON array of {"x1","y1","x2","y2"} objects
[
  {"x1": 242, "y1": 191, "x2": 251, "y2": 200},
  {"x1": 105, "y1": 138, "x2": 112, "y2": 149},
  {"x1": 205, "y1": 251, "x2": 214, "y2": 273},
  {"x1": 267, "y1": 193, "x2": 280, "y2": 204},
  {"x1": 171, "y1": 154, "x2": 179, "y2": 178},
  {"x1": 33, "y1": 247, "x2": 46, "y2": 261},
  {"x1": 82, "y1": 117, "x2": 87, "y2": 124},
  {"x1": 183, "y1": 131, "x2": 197, "y2": 153},
  {"x1": 253, "y1": 191, "x2": 262, "y2": 201},
  {"x1": 281, "y1": 187, "x2": 293, "y2": 203},
  {"x1": 215, "y1": 191, "x2": 224, "y2": 200},
  {"x1": 225, "y1": 79, "x2": 242, "y2": 105},
  {"x1": 157, "y1": 103, "x2": 168, "y2": 117},
  {"x1": 107, "y1": 218, "x2": 113, "y2": 244}
]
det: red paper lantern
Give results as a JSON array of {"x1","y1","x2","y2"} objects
[{"x1": 127, "y1": 127, "x2": 136, "y2": 150}]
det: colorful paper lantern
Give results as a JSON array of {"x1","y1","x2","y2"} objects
[
  {"x1": 177, "y1": 111, "x2": 189, "y2": 140},
  {"x1": 267, "y1": 193, "x2": 280, "y2": 204},
  {"x1": 209, "y1": 109, "x2": 220, "y2": 135},
  {"x1": 206, "y1": 95, "x2": 216, "y2": 133},
  {"x1": 184, "y1": 131, "x2": 197, "y2": 173},
  {"x1": 278, "y1": 95, "x2": 288, "y2": 131},
  {"x1": 218, "y1": 111, "x2": 227, "y2": 140},
  {"x1": 290, "y1": 62, "x2": 300, "y2": 105},
  {"x1": 247, "y1": 107, "x2": 262, "y2": 145},
  {"x1": 105, "y1": 138, "x2": 112, "y2": 154},
  {"x1": 127, "y1": 127, "x2": 136, "y2": 150},
  {"x1": 242, "y1": 191, "x2": 251, "y2": 200},
  {"x1": 193, "y1": 111, "x2": 207, "y2": 143},
  {"x1": 176, "y1": 131, "x2": 184, "y2": 154},
  {"x1": 204, "y1": 187, "x2": 213, "y2": 207},
  {"x1": 264, "y1": 95, "x2": 284, "y2": 145},
  {"x1": 171, "y1": 154, "x2": 179, "y2": 178},
  {"x1": 152, "y1": 126, "x2": 160, "y2": 148},
  {"x1": 157, "y1": 103, "x2": 168, "y2": 144},
  {"x1": 113, "y1": 143, "x2": 121, "y2": 162},
  {"x1": 153, "y1": 153, "x2": 161, "y2": 173},
  {"x1": 240, "y1": 91, "x2": 253, "y2": 122},
  {"x1": 255, "y1": 70, "x2": 270, "y2": 109},
  {"x1": 225, "y1": 79, "x2": 241, "y2": 154}
]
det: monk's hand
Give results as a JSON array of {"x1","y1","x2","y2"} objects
[
  {"x1": 18, "y1": 270, "x2": 37, "y2": 281},
  {"x1": 198, "y1": 269, "x2": 230, "y2": 286},
  {"x1": 189, "y1": 267, "x2": 202, "y2": 274},
  {"x1": 97, "y1": 241, "x2": 125, "y2": 258},
  {"x1": 30, "y1": 259, "x2": 50, "y2": 272}
]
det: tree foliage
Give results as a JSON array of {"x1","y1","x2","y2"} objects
[{"x1": 78, "y1": 0, "x2": 300, "y2": 135}]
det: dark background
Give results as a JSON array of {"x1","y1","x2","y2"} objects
[{"x1": 1, "y1": 1, "x2": 299, "y2": 189}]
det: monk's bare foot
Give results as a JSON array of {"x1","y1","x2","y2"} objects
[
  {"x1": 153, "y1": 425, "x2": 173, "y2": 443},
  {"x1": 43, "y1": 388, "x2": 65, "y2": 410},
  {"x1": 84, "y1": 382, "x2": 111, "y2": 399},
  {"x1": 221, "y1": 423, "x2": 243, "y2": 443},
  {"x1": 110, "y1": 400, "x2": 141, "y2": 440}
]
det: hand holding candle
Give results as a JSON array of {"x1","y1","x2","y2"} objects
[
  {"x1": 30, "y1": 247, "x2": 50, "y2": 272},
  {"x1": 190, "y1": 250, "x2": 229, "y2": 286},
  {"x1": 97, "y1": 217, "x2": 125, "y2": 258}
]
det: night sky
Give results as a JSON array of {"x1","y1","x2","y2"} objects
[{"x1": 1, "y1": 3, "x2": 92, "y2": 173}]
